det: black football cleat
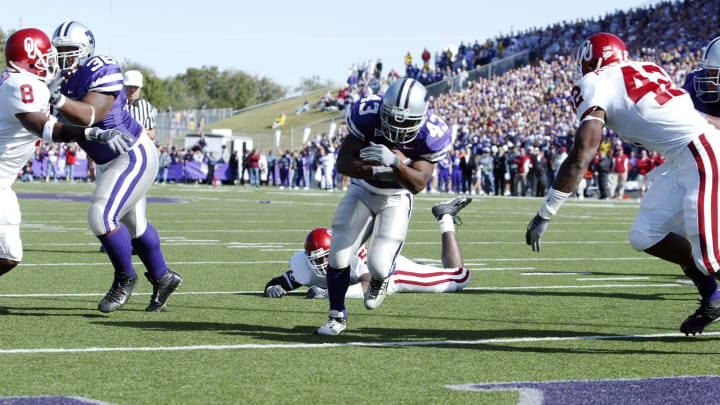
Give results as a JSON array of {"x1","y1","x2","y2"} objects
[
  {"x1": 680, "y1": 299, "x2": 720, "y2": 336},
  {"x1": 98, "y1": 272, "x2": 138, "y2": 313},
  {"x1": 144, "y1": 270, "x2": 183, "y2": 312},
  {"x1": 431, "y1": 196, "x2": 472, "y2": 226}
]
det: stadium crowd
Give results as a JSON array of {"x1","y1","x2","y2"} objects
[{"x1": 18, "y1": 0, "x2": 719, "y2": 200}]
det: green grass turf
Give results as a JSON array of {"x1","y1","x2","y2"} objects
[{"x1": 1, "y1": 182, "x2": 719, "y2": 404}]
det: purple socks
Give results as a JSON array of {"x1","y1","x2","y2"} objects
[
  {"x1": 131, "y1": 223, "x2": 168, "y2": 280},
  {"x1": 98, "y1": 224, "x2": 134, "y2": 278},
  {"x1": 327, "y1": 267, "x2": 350, "y2": 312}
]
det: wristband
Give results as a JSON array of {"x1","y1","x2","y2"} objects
[
  {"x1": 538, "y1": 188, "x2": 571, "y2": 219},
  {"x1": 42, "y1": 118, "x2": 56, "y2": 143},
  {"x1": 88, "y1": 105, "x2": 95, "y2": 126},
  {"x1": 53, "y1": 94, "x2": 66, "y2": 109},
  {"x1": 84, "y1": 127, "x2": 94, "y2": 141}
]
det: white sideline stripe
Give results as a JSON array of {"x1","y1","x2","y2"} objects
[
  {"x1": 576, "y1": 277, "x2": 650, "y2": 281},
  {"x1": 522, "y1": 272, "x2": 592, "y2": 276},
  {"x1": 1, "y1": 331, "x2": 716, "y2": 355},
  {"x1": 0, "y1": 283, "x2": 690, "y2": 298},
  {"x1": 469, "y1": 267, "x2": 535, "y2": 271}
]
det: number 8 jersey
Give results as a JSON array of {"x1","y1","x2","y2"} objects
[{"x1": 571, "y1": 60, "x2": 713, "y2": 159}]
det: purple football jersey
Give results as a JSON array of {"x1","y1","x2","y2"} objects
[
  {"x1": 682, "y1": 69, "x2": 720, "y2": 118},
  {"x1": 345, "y1": 95, "x2": 451, "y2": 190},
  {"x1": 62, "y1": 55, "x2": 143, "y2": 164}
]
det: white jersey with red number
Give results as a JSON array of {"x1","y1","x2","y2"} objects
[
  {"x1": 0, "y1": 70, "x2": 49, "y2": 188},
  {"x1": 284, "y1": 244, "x2": 470, "y2": 296},
  {"x1": 571, "y1": 61, "x2": 713, "y2": 160}
]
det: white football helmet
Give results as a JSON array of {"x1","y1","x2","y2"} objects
[
  {"x1": 51, "y1": 21, "x2": 95, "y2": 70},
  {"x1": 695, "y1": 36, "x2": 720, "y2": 103},
  {"x1": 380, "y1": 78, "x2": 428, "y2": 144}
]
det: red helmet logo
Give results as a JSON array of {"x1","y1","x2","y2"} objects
[
  {"x1": 304, "y1": 228, "x2": 332, "y2": 278},
  {"x1": 575, "y1": 33, "x2": 628, "y2": 77},
  {"x1": 4, "y1": 28, "x2": 58, "y2": 82}
]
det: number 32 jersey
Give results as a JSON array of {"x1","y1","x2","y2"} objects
[{"x1": 571, "y1": 61, "x2": 713, "y2": 159}]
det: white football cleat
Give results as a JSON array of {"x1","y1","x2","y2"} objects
[
  {"x1": 364, "y1": 277, "x2": 390, "y2": 310},
  {"x1": 316, "y1": 310, "x2": 347, "y2": 336}
]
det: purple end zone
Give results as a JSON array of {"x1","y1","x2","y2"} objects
[
  {"x1": 16, "y1": 193, "x2": 180, "y2": 204},
  {"x1": 447, "y1": 376, "x2": 720, "y2": 404},
  {"x1": 0, "y1": 396, "x2": 112, "y2": 405}
]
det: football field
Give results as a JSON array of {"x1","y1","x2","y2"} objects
[{"x1": 2, "y1": 182, "x2": 720, "y2": 404}]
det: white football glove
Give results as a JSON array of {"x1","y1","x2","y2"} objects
[
  {"x1": 359, "y1": 143, "x2": 399, "y2": 168},
  {"x1": 85, "y1": 128, "x2": 133, "y2": 154},
  {"x1": 305, "y1": 286, "x2": 327, "y2": 299},
  {"x1": 265, "y1": 284, "x2": 287, "y2": 298},
  {"x1": 526, "y1": 214, "x2": 550, "y2": 252}
]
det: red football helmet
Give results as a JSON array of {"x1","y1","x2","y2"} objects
[
  {"x1": 305, "y1": 228, "x2": 332, "y2": 278},
  {"x1": 575, "y1": 33, "x2": 629, "y2": 78},
  {"x1": 4, "y1": 28, "x2": 58, "y2": 83}
]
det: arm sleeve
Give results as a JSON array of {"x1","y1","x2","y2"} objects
[{"x1": 345, "y1": 101, "x2": 367, "y2": 142}]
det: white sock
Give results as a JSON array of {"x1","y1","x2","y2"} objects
[{"x1": 439, "y1": 214, "x2": 455, "y2": 233}]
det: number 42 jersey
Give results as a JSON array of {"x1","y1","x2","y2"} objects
[{"x1": 570, "y1": 60, "x2": 713, "y2": 160}]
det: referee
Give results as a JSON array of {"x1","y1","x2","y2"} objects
[{"x1": 123, "y1": 70, "x2": 157, "y2": 140}]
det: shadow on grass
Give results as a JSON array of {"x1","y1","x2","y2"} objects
[
  {"x1": 0, "y1": 305, "x2": 106, "y2": 318},
  {"x1": 88, "y1": 320, "x2": 720, "y2": 354}
]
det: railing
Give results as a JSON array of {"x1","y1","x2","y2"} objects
[
  {"x1": 425, "y1": 50, "x2": 531, "y2": 97},
  {"x1": 154, "y1": 108, "x2": 234, "y2": 144}
]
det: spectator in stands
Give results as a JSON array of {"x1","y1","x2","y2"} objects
[
  {"x1": 493, "y1": 146, "x2": 508, "y2": 196},
  {"x1": 422, "y1": 48, "x2": 431, "y2": 70},
  {"x1": 530, "y1": 148, "x2": 549, "y2": 197},
  {"x1": 514, "y1": 147, "x2": 532, "y2": 196},
  {"x1": 45, "y1": 145, "x2": 59, "y2": 182},
  {"x1": 271, "y1": 113, "x2": 286, "y2": 129},
  {"x1": 266, "y1": 150, "x2": 277, "y2": 186},
  {"x1": 636, "y1": 149, "x2": 654, "y2": 198},
  {"x1": 375, "y1": 59, "x2": 382, "y2": 79},
  {"x1": 248, "y1": 149, "x2": 261, "y2": 188},
  {"x1": 477, "y1": 147, "x2": 494, "y2": 195},
  {"x1": 609, "y1": 147, "x2": 630, "y2": 199},
  {"x1": 64, "y1": 145, "x2": 76, "y2": 183},
  {"x1": 595, "y1": 150, "x2": 612, "y2": 200},
  {"x1": 460, "y1": 147, "x2": 475, "y2": 194},
  {"x1": 158, "y1": 148, "x2": 171, "y2": 184}
]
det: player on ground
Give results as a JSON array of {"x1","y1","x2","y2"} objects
[
  {"x1": 525, "y1": 33, "x2": 720, "y2": 336},
  {"x1": 683, "y1": 36, "x2": 720, "y2": 129},
  {"x1": 49, "y1": 21, "x2": 182, "y2": 313},
  {"x1": 0, "y1": 29, "x2": 130, "y2": 279},
  {"x1": 264, "y1": 196, "x2": 471, "y2": 299},
  {"x1": 317, "y1": 78, "x2": 452, "y2": 336}
]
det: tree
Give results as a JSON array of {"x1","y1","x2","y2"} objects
[{"x1": 294, "y1": 75, "x2": 334, "y2": 94}]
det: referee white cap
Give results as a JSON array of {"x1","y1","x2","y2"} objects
[{"x1": 123, "y1": 70, "x2": 143, "y2": 88}]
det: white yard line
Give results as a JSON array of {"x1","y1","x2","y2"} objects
[
  {"x1": 576, "y1": 277, "x2": 650, "y2": 281},
  {"x1": 469, "y1": 267, "x2": 536, "y2": 271},
  {"x1": 464, "y1": 283, "x2": 683, "y2": 290},
  {"x1": 0, "y1": 331, "x2": 713, "y2": 355},
  {"x1": 522, "y1": 272, "x2": 592, "y2": 276}
]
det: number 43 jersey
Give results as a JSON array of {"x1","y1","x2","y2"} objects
[
  {"x1": 571, "y1": 60, "x2": 713, "y2": 159},
  {"x1": 346, "y1": 94, "x2": 451, "y2": 194}
]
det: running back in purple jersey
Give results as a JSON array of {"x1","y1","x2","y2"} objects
[
  {"x1": 62, "y1": 55, "x2": 143, "y2": 164},
  {"x1": 682, "y1": 69, "x2": 720, "y2": 118},
  {"x1": 346, "y1": 94, "x2": 451, "y2": 190}
]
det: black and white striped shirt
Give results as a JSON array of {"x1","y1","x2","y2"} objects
[{"x1": 126, "y1": 98, "x2": 156, "y2": 131}]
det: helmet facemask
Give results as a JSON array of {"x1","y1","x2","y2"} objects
[
  {"x1": 306, "y1": 247, "x2": 329, "y2": 278},
  {"x1": 380, "y1": 103, "x2": 426, "y2": 144},
  {"x1": 695, "y1": 63, "x2": 720, "y2": 103},
  {"x1": 54, "y1": 45, "x2": 87, "y2": 70}
]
